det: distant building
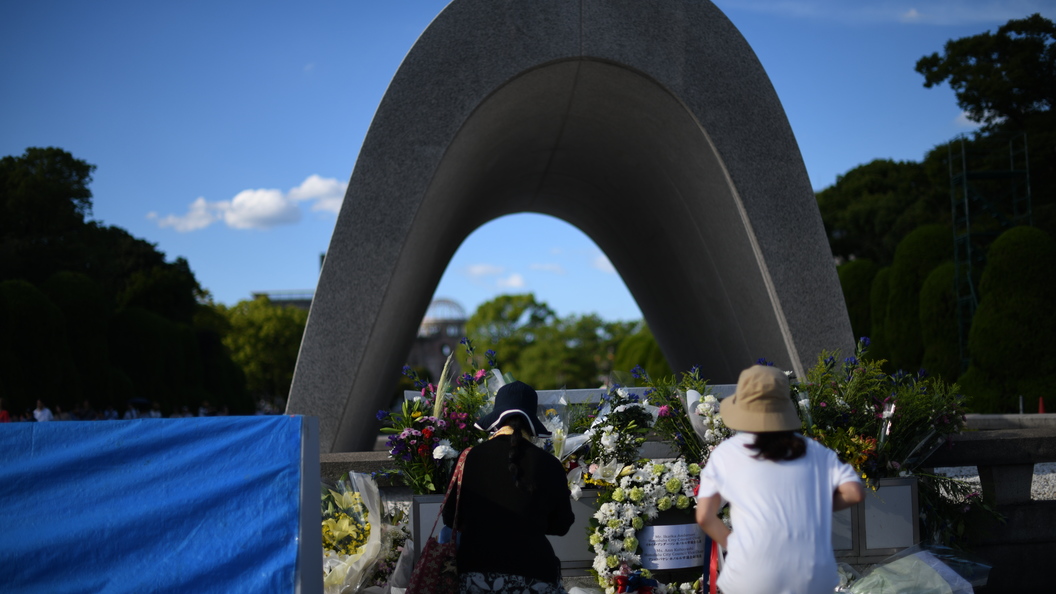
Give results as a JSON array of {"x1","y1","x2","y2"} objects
[
  {"x1": 407, "y1": 298, "x2": 467, "y2": 383},
  {"x1": 250, "y1": 290, "x2": 314, "y2": 311}
]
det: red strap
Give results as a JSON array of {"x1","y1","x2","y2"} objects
[
  {"x1": 708, "y1": 539, "x2": 719, "y2": 594},
  {"x1": 427, "y1": 447, "x2": 471, "y2": 537}
]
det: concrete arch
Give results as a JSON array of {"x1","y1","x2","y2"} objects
[{"x1": 288, "y1": 0, "x2": 853, "y2": 453}]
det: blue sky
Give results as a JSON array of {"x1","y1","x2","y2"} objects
[{"x1": 3, "y1": 1, "x2": 1052, "y2": 322}]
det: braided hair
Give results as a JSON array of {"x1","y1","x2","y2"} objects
[
  {"x1": 503, "y1": 415, "x2": 536, "y2": 492},
  {"x1": 746, "y1": 430, "x2": 806, "y2": 462}
]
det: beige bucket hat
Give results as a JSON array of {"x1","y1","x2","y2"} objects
[{"x1": 719, "y1": 365, "x2": 801, "y2": 432}]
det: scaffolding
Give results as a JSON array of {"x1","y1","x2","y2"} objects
[{"x1": 949, "y1": 133, "x2": 1032, "y2": 372}]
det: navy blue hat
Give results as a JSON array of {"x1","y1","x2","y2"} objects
[{"x1": 474, "y1": 381, "x2": 550, "y2": 437}]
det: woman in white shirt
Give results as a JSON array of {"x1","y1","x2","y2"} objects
[{"x1": 695, "y1": 365, "x2": 865, "y2": 594}]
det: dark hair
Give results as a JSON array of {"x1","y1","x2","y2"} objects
[
  {"x1": 745, "y1": 431, "x2": 806, "y2": 462},
  {"x1": 503, "y1": 415, "x2": 535, "y2": 492}
]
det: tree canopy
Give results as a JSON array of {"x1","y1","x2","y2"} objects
[
  {"x1": 0, "y1": 147, "x2": 249, "y2": 416},
  {"x1": 915, "y1": 13, "x2": 1055, "y2": 130}
]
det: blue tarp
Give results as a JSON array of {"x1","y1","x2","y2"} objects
[{"x1": 0, "y1": 416, "x2": 309, "y2": 593}]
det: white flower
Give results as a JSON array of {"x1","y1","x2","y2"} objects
[
  {"x1": 432, "y1": 441, "x2": 457, "y2": 460},
  {"x1": 797, "y1": 399, "x2": 810, "y2": 410}
]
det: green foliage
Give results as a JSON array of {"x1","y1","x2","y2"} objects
[
  {"x1": 797, "y1": 339, "x2": 967, "y2": 483},
  {"x1": 961, "y1": 226, "x2": 1056, "y2": 412},
  {"x1": 118, "y1": 258, "x2": 202, "y2": 324},
  {"x1": 919, "y1": 262, "x2": 961, "y2": 383},
  {"x1": 465, "y1": 294, "x2": 635, "y2": 389},
  {"x1": 1, "y1": 147, "x2": 249, "y2": 416},
  {"x1": 0, "y1": 147, "x2": 96, "y2": 283},
  {"x1": 219, "y1": 296, "x2": 309, "y2": 399},
  {"x1": 612, "y1": 324, "x2": 672, "y2": 380},
  {"x1": 465, "y1": 293, "x2": 556, "y2": 377},
  {"x1": 885, "y1": 224, "x2": 952, "y2": 372},
  {"x1": 40, "y1": 272, "x2": 113, "y2": 402},
  {"x1": 837, "y1": 258, "x2": 879, "y2": 341},
  {"x1": 816, "y1": 159, "x2": 947, "y2": 265},
  {"x1": 867, "y1": 267, "x2": 892, "y2": 365},
  {"x1": 0, "y1": 280, "x2": 78, "y2": 413},
  {"x1": 915, "y1": 13, "x2": 1056, "y2": 130}
]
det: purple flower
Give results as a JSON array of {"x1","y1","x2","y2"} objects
[{"x1": 376, "y1": 409, "x2": 389, "y2": 421}]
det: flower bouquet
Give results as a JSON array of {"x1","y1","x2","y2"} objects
[
  {"x1": 538, "y1": 391, "x2": 591, "y2": 465},
  {"x1": 362, "y1": 499, "x2": 411, "y2": 591},
  {"x1": 378, "y1": 339, "x2": 503, "y2": 494},
  {"x1": 794, "y1": 337, "x2": 998, "y2": 546},
  {"x1": 587, "y1": 459, "x2": 703, "y2": 594},
  {"x1": 620, "y1": 365, "x2": 730, "y2": 465},
  {"x1": 322, "y1": 472, "x2": 384, "y2": 594},
  {"x1": 795, "y1": 338, "x2": 966, "y2": 483}
]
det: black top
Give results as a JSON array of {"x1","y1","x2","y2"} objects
[{"x1": 442, "y1": 436, "x2": 575, "y2": 583}]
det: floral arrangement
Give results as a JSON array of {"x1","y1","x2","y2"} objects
[
  {"x1": 378, "y1": 339, "x2": 500, "y2": 494},
  {"x1": 570, "y1": 379, "x2": 705, "y2": 594},
  {"x1": 362, "y1": 501, "x2": 411, "y2": 590},
  {"x1": 588, "y1": 459, "x2": 703, "y2": 594},
  {"x1": 322, "y1": 473, "x2": 383, "y2": 594},
  {"x1": 794, "y1": 338, "x2": 967, "y2": 483},
  {"x1": 622, "y1": 365, "x2": 730, "y2": 465},
  {"x1": 793, "y1": 337, "x2": 999, "y2": 547},
  {"x1": 583, "y1": 386, "x2": 657, "y2": 468}
]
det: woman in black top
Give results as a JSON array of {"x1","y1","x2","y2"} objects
[{"x1": 443, "y1": 381, "x2": 575, "y2": 594}]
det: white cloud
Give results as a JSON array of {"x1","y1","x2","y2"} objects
[
  {"x1": 530, "y1": 263, "x2": 566, "y2": 274},
  {"x1": 151, "y1": 175, "x2": 346, "y2": 232},
  {"x1": 288, "y1": 174, "x2": 347, "y2": 213},
  {"x1": 148, "y1": 197, "x2": 221, "y2": 232},
  {"x1": 719, "y1": 1, "x2": 1054, "y2": 26},
  {"x1": 592, "y1": 253, "x2": 616, "y2": 274},
  {"x1": 497, "y1": 273, "x2": 526, "y2": 289},
  {"x1": 466, "y1": 263, "x2": 504, "y2": 278},
  {"x1": 222, "y1": 188, "x2": 301, "y2": 229},
  {"x1": 900, "y1": 8, "x2": 922, "y2": 22}
]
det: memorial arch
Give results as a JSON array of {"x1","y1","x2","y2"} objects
[{"x1": 287, "y1": 0, "x2": 854, "y2": 453}]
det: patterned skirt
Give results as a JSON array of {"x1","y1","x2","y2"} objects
[{"x1": 459, "y1": 572, "x2": 567, "y2": 594}]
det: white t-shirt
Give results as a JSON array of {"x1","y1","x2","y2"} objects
[{"x1": 697, "y1": 432, "x2": 860, "y2": 594}]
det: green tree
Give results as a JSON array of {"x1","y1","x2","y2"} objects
[
  {"x1": 220, "y1": 296, "x2": 309, "y2": 402},
  {"x1": 0, "y1": 147, "x2": 96, "y2": 283},
  {"x1": 612, "y1": 324, "x2": 672, "y2": 380},
  {"x1": 918, "y1": 262, "x2": 961, "y2": 383},
  {"x1": 40, "y1": 271, "x2": 114, "y2": 402},
  {"x1": 868, "y1": 267, "x2": 893, "y2": 366},
  {"x1": 960, "y1": 226, "x2": 1056, "y2": 412},
  {"x1": 816, "y1": 159, "x2": 946, "y2": 266},
  {"x1": 885, "y1": 224, "x2": 953, "y2": 372},
  {"x1": 837, "y1": 258, "x2": 879, "y2": 341},
  {"x1": 0, "y1": 280, "x2": 78, "y2": 413},
  {"x1": 465, "y1": 293, "x2": 557, "y2": 378},
  {"x1": 516, "y1": 314, "x2": 636, "y2": 389},
  {"x1": 915, "y1": 13, "x2": 1055, "y2": 130}
]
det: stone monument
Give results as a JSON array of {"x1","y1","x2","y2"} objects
[{"x1": 287, "y1": 0, "x2": 854, "y2": 453}]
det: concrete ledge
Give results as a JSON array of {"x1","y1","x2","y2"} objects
[
  {"x1": 321, "y1": 451, "x2": 393, "y2": 485},
  {"x1": 923, "y1": 428, "x2": 1056, "y2": 467},
  {"x1": 966, "y1": 413, "x2": 1056, "y2": 431}
]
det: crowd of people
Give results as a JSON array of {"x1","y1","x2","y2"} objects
[{"x1": 0, "y1": 397, "x2": 236, "y2": 423}]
